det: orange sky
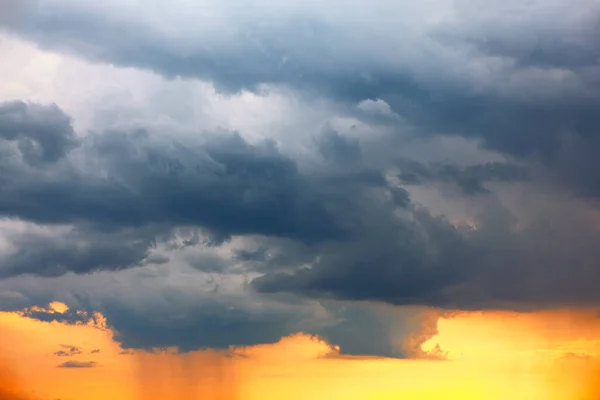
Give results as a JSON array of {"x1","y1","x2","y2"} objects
[{"x1": 1, "y1": 304, "x2": 600, "y2": 400}]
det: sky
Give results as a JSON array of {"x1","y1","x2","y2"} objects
[{"x1": 0, "y1": 0, "x2": 600, "y2": 398}]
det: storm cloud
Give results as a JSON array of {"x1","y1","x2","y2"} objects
[
  {"x1": 0, "y1": 102, "x2": 346, "y2": 243},
  {"x1": 0, "y1": 0, "x2": 600, "y2": 357},
  {"x1": 2, "y1": 0, "x2": 599, "y2": 190}
]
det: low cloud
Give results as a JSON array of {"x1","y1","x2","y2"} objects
[
  {"x1": 53, "y1": 344, "x2": 82, "y2": 357},
  {"x1": 1, "y1": 0, "x2": 600, "y2": 359},
  {"x1": 57, "y1": 361, "x2": 97, "y2": 369},
  {"x1": 396, "y1": 159, "x2": 527, "y2": 195}
]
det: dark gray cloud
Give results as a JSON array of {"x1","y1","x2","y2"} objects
[
  {"x1": 19, "y1": 307, "x2": 100, "y2": 326},
  {"x1": 253, "y1": 207, "x2": 475, "y2": 307},
  {"x1": 396, "y1": 159, "x2": 527, "y2": 195},
  {"x1": 2, "y1": 2, "x2": 599, "y2": 200},
  {"x1": 3, "y1": 100, "x2": 600, "y2": 312},
  {"x1": 0, "y1": 133, "x2": 337, "y2": 240},
  {"x1": 315, "y1": 302, "x2": 440, "y2": 358},
  {"x1": 0, "y1": 226, "x2": 158, "y2": 277},
  {"x1": 254, "y1": 194, "x2": 600, "y2": 310},
  {"x1": 231, "y1": 240, "x2": 314, "y2": 274},
  {"x1": 57, "y1": 361, "x2": 97, "y2": 369},
  {"x1": 1, "y1": 0, "x2": 600, "y2": 358},
  {"x1": 2, "y1": 1, "x2": 599, "y2": 192},
  {"x1": 6, "y1": 0, "x2": 596, "y2": 102},
  {"x1": 2, "y1": 271, "x2": 433, "y2": 357},
  {"x1": 104, "y1": 297, "x2": 309, "y2": 351},
  {"x1": 0, "y1": 100, "x2": 78, "y2": 164},
  {"x1": 314, "y1": 129, "x2": 362, "y2": 166},
  {"x1": 0, "y1": 101, "x2": 387, "y2": 277},
  {"x1": 0, "y1": 125, "x2": 341, "y2": 242},
  {"x1": 432, "y1": 1, "x2": 600, "y2": 71}
]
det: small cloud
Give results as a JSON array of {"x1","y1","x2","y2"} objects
[
  {"x1": 90, "y1": 349, "x2": 100, "y2": 354},
  {"x1": 57, "y1": 361, "x2": 97, "y2": 369},
  {"x1": 53, "y1": 345, "x2": 82, "y2": 357},
  {"x1": 356, "y1": 99, "x2": 401, "y2": 120}
]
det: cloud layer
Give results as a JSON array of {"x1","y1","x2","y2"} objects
[{"x1": 0, "y1": 0, "x2": 599, "y2": 357}]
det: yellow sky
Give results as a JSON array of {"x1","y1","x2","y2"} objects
[{"x1": 1, "y1": 304, "x2": 599, "y2": 400}]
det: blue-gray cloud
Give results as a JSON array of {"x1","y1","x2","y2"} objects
[
  {"x1": 57, "y1": 361, "x2": 97, "y2": 369},
  {"x1": 0, "y1": 101, "x2": 78, "y2": 164},
  {"x1": 395, "y1": 159, "x2": 527, "y2": 195},
  {"x1": 3, "y1": 271, "x2": 434, "y2": 358},
  {"x1": 1, "y1": 0, "x2": 600, "y2": 358},
  {"x1": 3, "y1": 99, "x2": 600, "y2": 310},
  {"x1": 2, "y1": 1, "x2": 599, "y2": 184}
]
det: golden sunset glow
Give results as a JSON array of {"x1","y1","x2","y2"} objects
[{"x1": 2, "y1": 305, "x2": 599, "y2": 400}]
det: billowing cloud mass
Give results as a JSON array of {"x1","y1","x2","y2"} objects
[{"x1": 0, "y1": 0, "x2": 599, "y2": 357}]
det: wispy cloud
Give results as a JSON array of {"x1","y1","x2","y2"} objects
[{"x1": 57, "y1": 361, "x2": 98, "y2": 369}]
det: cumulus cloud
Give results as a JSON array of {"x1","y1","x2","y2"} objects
[
  {"x1": 0, "y1": 268, "x2": 433, "y2": 357},
  {"x1": 0, "y1": 102, "x2": 353, "y2": 258},
  {"x1": 253, "y1": 194, "x2": 600, "y2": 310},
  {"x1": 2, "y1": 96, "x2": 600, "y2": 341},
  {"x1": 0, "y1": 100, "x2": 77, "y2": 163},
  {"x1": 3, "y1": 0, "x2": 599, "y2": 199}
]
